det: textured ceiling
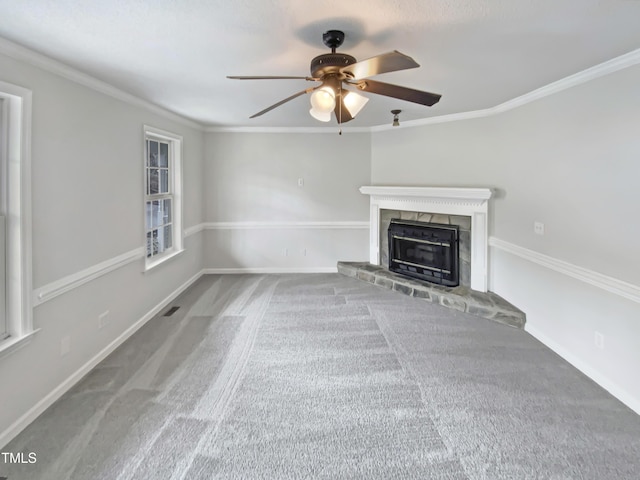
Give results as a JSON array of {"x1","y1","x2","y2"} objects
[{"x1": 1, "y1": 0, "x2": 640, "y2": 128}]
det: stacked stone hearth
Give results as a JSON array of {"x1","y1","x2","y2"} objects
[{"x1": 337, "y1": 261, "x2": 526, "y2": 329}]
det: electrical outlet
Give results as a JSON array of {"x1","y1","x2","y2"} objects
[
  {"x1": 297, "y1": 177, "x2": 304, "y2": 187},
  {"x1": 594, "y1": 331, "x2": 604, "y2": 350},
  {"x1": 61, "y1": 335, "x2": 71, "y2": 356},
  {"x1": 534, "y1": 221, "x2": 545, "y2": 235},
  {"x1": 283, "y1": 248, "x2": 288, "y2": 257},
  {"x1": 302, "y1": 248, "x2": 307, "y2": 257},
  {"x1": 98, "y1": 310, "x2": 110, "y2": 329}
]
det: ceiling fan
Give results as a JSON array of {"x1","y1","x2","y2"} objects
[{"x1": 227, "y1": 30, "x2": 441, "y2": 124}]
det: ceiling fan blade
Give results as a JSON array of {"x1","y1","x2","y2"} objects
[
  {"x1": 340, "y1": 51, "x2": 419, "y2": 80},
  {"x1": 334, "y1": 95, "x2": 354, "y2": 124},
  {"x1": 227, "y1": 75, "x2": 315, "y2": 80},
  {"x1": 352, "y1": 79, "x2": 441, "y2": 106},
  {"x1": 249, "y1": 88, "x2": 314, "y2": 118}
]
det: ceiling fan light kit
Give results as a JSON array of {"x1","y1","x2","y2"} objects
[{"x1": 228, "y1": 29, "x2": 441, "y2": 125}]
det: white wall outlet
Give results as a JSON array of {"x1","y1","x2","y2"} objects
[
  {"x1": 98, "y1": 310, "x2": 110, "y2": 329},
  {"x1": 61, "y1": 335, "x2": 71, "y2": 356},
  {"x1": 534, "y1": 221, "x2": 545, "y2": 235},
  {"x1": 594, "y1": 331, "x2": 604, "y2": 350},
  {"x1": 302, "y1": 248, "x2": 307, "y2": 257},
  {"x1": 297, "y1": 177, "x2": 304, "y2": 187},
  {"x1": 283, "y1": 248, "x2": 288, "y2": 257}
]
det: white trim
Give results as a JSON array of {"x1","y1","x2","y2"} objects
[
  {"x1": 184, "y1": 223, "x2": 205, "y2": 237},
  {"x1": 489, "y1": 237, "x2": 640, "y2": 304},
  {"x1": 360, "y1": 186, "x2": 492, "y2": 292},
  {"x1": 0, "y1": 36, "x2": 203, "y2": 131},
  {"x1": 143, "y1": 248, "x2": 184, "y2": 273},
  {"x1": 2, "y1": 36, "x2": 638, "y2": 133},
  {"x1": 525, "y1": 324, "x2": 640, "y2": 416},
  {"x1": 0, "y1": 269, "x2": 204, "y2": 450},
  {"x1": 359, "y1": 186, "x2": 492, "y2": 203},
  {"x1": 0, "y1": 80, "x2": 34, "y2": 343},
  {"x1": 203, "y1": 267, "x2": 338, "y2": 274},
  {"x1": 0, "y1": 328, "x2": 40, "y2": 360},
  {"x1": 143, "y1": 126, "x2": 184, "y2": 271},
  {"x1": 212, "y1": 47, "x2": 640, "y2": 133},
  {"x1": 29, "y1": 223, "x2": 211, "y2": 307},
  {"x1": 206, "y1": 126, "x2": 371, "y2": 133},
  {"x1": 33, "y1": 247, "x2": 144, "y2": 307},
  {"x1": 203, "y1": 221, "x2": 369, "y2": 230},
  {"x1": 372, "y1": 47, "x2": 640, "y2": 132}
]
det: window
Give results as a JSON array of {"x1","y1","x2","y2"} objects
[
  {"x1": 144, "y1": 126, "x2": 183, "y2": 269},
  {"x1": 1, "y1": 98, "x2": 6, "y2": 339},
  {"x1": 0, "y1": 80, "x2": 34, "y2": 356}
]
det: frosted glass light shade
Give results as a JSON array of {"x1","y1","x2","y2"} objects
[
  {"x1": 309, "y1": 108, "x2": 331, "y2": 122},
  {"x1": 310, "y1": 86, "x2": 336, "y2": 113},
  {"x1": 343, "y1": 91, "x2": 369, "y2": 117}
]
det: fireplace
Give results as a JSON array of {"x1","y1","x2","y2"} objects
[
  {"x1": 388, "y1": 219, "x2": 460, "y2": 287},
  {"x1": 359, "y1": 186, "x2": 493, "y2": 292}
]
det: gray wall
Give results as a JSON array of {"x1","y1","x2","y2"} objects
[
  {"x1": 0, "y1": 51, "x2": 205, "y2": 442},
  {"x1": 203, "y1": 131, "x2": 371, "y2": 270},
  {"x1": 2, "y1": 39, "x2": 639, "y2": 447},
  {"x1": 371, "y1": 64, "x2": 640, "y2": 409}
]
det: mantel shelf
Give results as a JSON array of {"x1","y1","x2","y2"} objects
[{"x1": 359, "y1": 186, "x2": 493, "y2": 203}]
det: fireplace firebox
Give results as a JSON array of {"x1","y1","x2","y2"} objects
[{"x1": 388, "y1": 219, "x2": 459, "y2": 287}]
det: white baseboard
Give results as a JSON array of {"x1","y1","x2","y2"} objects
[
  {"x1": 0, "y1": 269, "x2": 204, "y2": 449},
  {"x1": 525, "y1": 324, "x2": 640, "y2": 416},
  {"x1": 203, "y1": 267, "x2": 338, "y2": 274}
]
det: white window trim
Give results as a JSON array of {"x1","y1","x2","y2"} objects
[
  {"x1": 143, "y1": 125, "x2": 183, "y2": 271},
  {"x1": 0, "y1": 80, "x2": 36, "y2": 357}
]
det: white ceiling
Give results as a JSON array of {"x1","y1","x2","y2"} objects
[{"x1": 1, "y1": 0, "x2": 640, "y2": 129}]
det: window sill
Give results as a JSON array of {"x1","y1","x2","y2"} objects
[
  {"x1": 144, "y1": 248, "x2": 185, "y2": 272},
  {"x1": 0, "y1": 329, "x2": 41, "y2": 360}
]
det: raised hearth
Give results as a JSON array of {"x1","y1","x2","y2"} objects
[{"x1": 337, "y1": 261, "x2": 525, "y2": 329}]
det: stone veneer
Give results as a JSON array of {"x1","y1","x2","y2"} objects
[
  {"x1": 380, "y1": 210, "x2": 472, "y2": 288},
  {"x1": 337, "y1": 261, "x2": 526, "y2": 329}
]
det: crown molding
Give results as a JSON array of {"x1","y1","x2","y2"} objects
[
  {"x1": 209, "y1": 47, "x2": 640, "y2": 133},
  {"x1": 0, "y1": 36, "x2": 204, "y2": 131},
  {"x1": 205, "y1": 125, "x2": 371, "y2": 133},
  {"x1": 3, "y1": 34, "x2": 638, "y2": 134},
  {"x1": 371, "y1": 47, "x2": 640, "y2": 132}
]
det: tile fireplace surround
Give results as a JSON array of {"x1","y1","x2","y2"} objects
[{"x1": 360, "y1": 186, "x2": 493, "y2": 292}]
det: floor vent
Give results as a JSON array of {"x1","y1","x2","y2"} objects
[{"x1": 164, "y1": 306, "x2": 180, "y2": 317}]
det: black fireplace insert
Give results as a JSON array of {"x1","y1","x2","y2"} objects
[{"x1": 388, "y1": 219, "x2": 459, "y2": 287}]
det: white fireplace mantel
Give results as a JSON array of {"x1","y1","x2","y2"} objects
[{"x1": 360, "y1": 186, "x2": 493, "y2": 292}]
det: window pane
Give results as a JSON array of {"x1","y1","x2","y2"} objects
[
  {"x1": 151, "y1": 200, "x2": 161, "y2": 228},
  {"x1": 145, "y1": 201, "x2": 152, "y2": 228},
  {"x1": 159, "y1": 169, "x2": 169, "y2": 193},
  {"x1": 149, "y1": 168, "x2": 159, "y2": 194},
  {"x1": 146, "y1": 232, "x2": 152, "y2": 257},
  {"x1": 159, "y1": 142, "x2": 169, "y2": 167},
  {"x1": 163, "y1": 199, "x2": 172, "y2": 223},
  {"x1": 149, "y1": 141, "x2": 159, "y2": 167},
  {"x1": 164, "y1": 224, "x2": 172, "y2": 249},
  {"x1": 156, "y1": 226, "x2": 166, "y2": 254},
  {"x1": 152, "y1": 229, "x2": 160, "y2": 255}
]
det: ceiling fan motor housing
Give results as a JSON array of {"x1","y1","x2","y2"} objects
[{"x1": 310, "y1": 53, "x2": 356, "y2": 78}]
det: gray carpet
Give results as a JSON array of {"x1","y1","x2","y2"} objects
[{"x1": 3, "y1": 273, "x2": 640, "y2": 479}]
